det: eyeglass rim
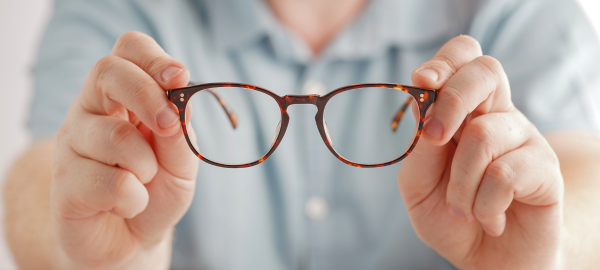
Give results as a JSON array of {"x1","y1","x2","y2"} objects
[{"x1": 167, "y1": 82, "x2": 437, "y2": 168}]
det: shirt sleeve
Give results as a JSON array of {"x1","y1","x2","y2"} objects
[
  {"x1": 29, "y1": 0, "x2": 150, "y2": 139},
  {"x1": 469, "y1": 0, "x2": 600, "y2": 134}
]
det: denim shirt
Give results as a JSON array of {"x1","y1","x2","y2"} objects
[{"x1": 30, "y1": 0, "x2": 600, "y2": 269}]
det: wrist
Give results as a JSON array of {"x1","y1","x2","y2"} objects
[
  {"x1": 56, "y1": 230, "x2": 174, "y2": 270},
  {"x1": 135, "y1": 232, "x2": 174, "y2": 270}
]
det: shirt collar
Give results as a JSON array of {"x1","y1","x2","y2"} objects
[
  {"x1": 203, "y1": 0, "x2": 269, "y2": 51},
  {"x1": 204, "y1": 0, "x2": 465, "y2": 62},
  {"x1": 325, "y1": 0, "x2": 458, "y2": 60}
]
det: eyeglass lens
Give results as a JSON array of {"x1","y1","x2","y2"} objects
[
  {"x1": 186, "y1": 86, "x2": 281, "y2": 165},
  {"x1": 323, "y1": 87, "x2": 418, "y2": 164},
  {"x1": 185, "y1": 86, "x2": 419, "y2": 165}
]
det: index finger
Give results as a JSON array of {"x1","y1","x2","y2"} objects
[
  {"x1": 411, "y1": 35, "x2": 483, "y2": 90},
  {"x1": 79, "y1": 55, "x2": 181, "y2": 136},
  {"x1": 79, "y1": 32, "x2": 189, "y2": 136},
  {"x1": 423, "y1": 55, "x2": 513, "y2": 144},
  {"x1": 111, "y1": 31, "x2": 190, "y2": 90}
]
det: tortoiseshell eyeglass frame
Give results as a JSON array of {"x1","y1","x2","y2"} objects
[{"x1": 167, "y1": 82, "x2": 437, "y2": 168}]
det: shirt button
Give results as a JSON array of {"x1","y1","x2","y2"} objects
[
  {"x1": 302, "y1": 80, "x2": 327, "y2": 95},
  {"x1": 305, "y1": 197, "x2": 329, "y2": 221}
]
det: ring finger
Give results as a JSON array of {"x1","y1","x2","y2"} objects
[
  {"x1": 52, "y1": 152, "x2": 149, "y2": 220},
  {"x1": 446, "y1": 110, "x2": 533, "y2": 222},
  {"x1": 65, "y1": 108, "x2": 158, "y2": 184},
  {"x1": 473, "y1": 142, "x2": 563, "y2": 236}
]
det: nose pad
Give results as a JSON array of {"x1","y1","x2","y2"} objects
[
  {"x1": 271, "y1": 120, "x2": 282, "y2": 147},
  {"x1": 323, "y1": 120, "x2": 333, "y2": 145}
]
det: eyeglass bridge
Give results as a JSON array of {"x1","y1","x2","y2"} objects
[{"x1": 283, "y1": 94, "x2": 320, "y2": 106}]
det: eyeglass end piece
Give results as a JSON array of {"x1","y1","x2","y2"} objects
[{"x1": 230, "y1": 113, "x2": 238, "y2": 129}]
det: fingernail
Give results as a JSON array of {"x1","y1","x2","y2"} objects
[
  {"x1": 157, "y1": 107, "x2": 179, "y2": 129},
  {"x1": 424, "y1": 117, "x2": 443, "y2": 139},
  {"x1": 448, "y1": 205, "x2": 466, "y2": 221},
  {"x1": 161, "y1": 66, "x2": 183, "y2": 82},
  {"x1": 417, "y1": 68, "x2": 439, "y2": 82}
]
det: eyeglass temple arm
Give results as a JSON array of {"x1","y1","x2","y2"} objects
[
  {"x1": 390, "y1": 97, "x2": 413, "y2": 132},
  {"x1": 188, "y1": 82, "x2": 238, "y2": 129}
]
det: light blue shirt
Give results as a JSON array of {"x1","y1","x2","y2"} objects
[{"x1": 30, "y1": 0, "x2": 600, "y2": 269}]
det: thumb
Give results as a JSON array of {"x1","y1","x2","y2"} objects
[
  {"x1": 397, "y1": 133, "x2": 453, "y2": 209},
  {"x1": 397, "y1": 36, "x2": 482, "y2": 208},
  {"x1": 150, "y1": 103, "x2": 198, "y2": 181},
  {"x1": 397, "y1": 39, "x2": 473, "y2": 208}
]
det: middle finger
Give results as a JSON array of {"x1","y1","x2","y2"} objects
[
  {"x1": 446, "y1": 110, "x2": 533, "y2": 222},
  {"x1": 423, "y1": 55, "x2": 513, "y2": 144},
  {"x1": 66, "y1": 107, "x2": 158, "y2": 184}
]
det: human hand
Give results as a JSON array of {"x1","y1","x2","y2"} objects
[
  {"x1": 397, "y1": 36, "x2": 563, "y2": 269},
  {"x1": 53, "y1": 31, "x2": 198, "y2": 269}
]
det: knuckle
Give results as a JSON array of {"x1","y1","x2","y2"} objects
[
  {"x1": 477, "y1": 55, "x2": 502, "y2": 69},
  {"x1": 140, "y1": 56, "x2": 171, "y2": 78},
  {"x1": 475, "y1": 55, "x2": 503, "y2": 81},
  {"x1": 548, "y1": 150, "x2": 560, "y2": 168},
  {"x1": 108, "y1": 169, "x2": 135, "y2": 200},
  {"x1": 439, "y1": 86, "x2": 468, "y2": 111},
  {"x1": 129, "y1": 78, "x2": 157, "y2": 107},
  {"x1": 464, "y1": 119, "x2": 497, "y2": 158},
  {"x1": 113, "y1": 31, "x2": 147, "y2": 53},
  {"x1": 473, "y1": 207, "x2": 496, "y2": 222},
  {"x1": 93, "y1": 56, "x2": 121, "y2": 91},
  {"x1": 52, "y1": 159, "x2": 69, "y2": 185},
  {"x1": 464, "y1": 119, "x2": 496, "y2": 144},
  {"x1": 472, "y1": 203, "x2": 488, "y2": 220},
  {"x1": 108, "y1": 121, "x2": 138, "y2": 160},
  {"x1": 113, "y1": 31, "x2": 174, "y2": 80},
  {"x1": 429, "y1": 36, "x2": 482, "y2": 74},
  {"x1": 54, "y1": 130, "x2": 77, "y2": 182},
  {"x1": 94, "y1": 55, "x2": 120, "y2": 78},
  {"x1": 484, "y1": 160, "x2": 515, "y2": 189},
  {"x1": 452, "y1": 35, "x2": 482, "y2": 55},
  {"x1": 56, "y1": 124, "x2": 71, "y2": 145},
  {"x1": 539, "y1": 141, "x2": 561, "y2": 169},
  {"x1": 429, "y1": 57, "x2": 462, "y2": 75},
  {"x1": 450, "y1": 182, "x2": 474, "y2": 206}
]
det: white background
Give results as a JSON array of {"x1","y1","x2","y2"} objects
[{"x1": 0, "y1": 0, "x2": 599, "y2": 269}]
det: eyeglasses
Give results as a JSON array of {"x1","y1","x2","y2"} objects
[{"x1": 167, "y1": 82, "x2": 437, "y2": 168}]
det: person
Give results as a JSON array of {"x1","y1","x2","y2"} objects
[{"x1": 4, "y1": 0, "x2": 600, "y2": 269}]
